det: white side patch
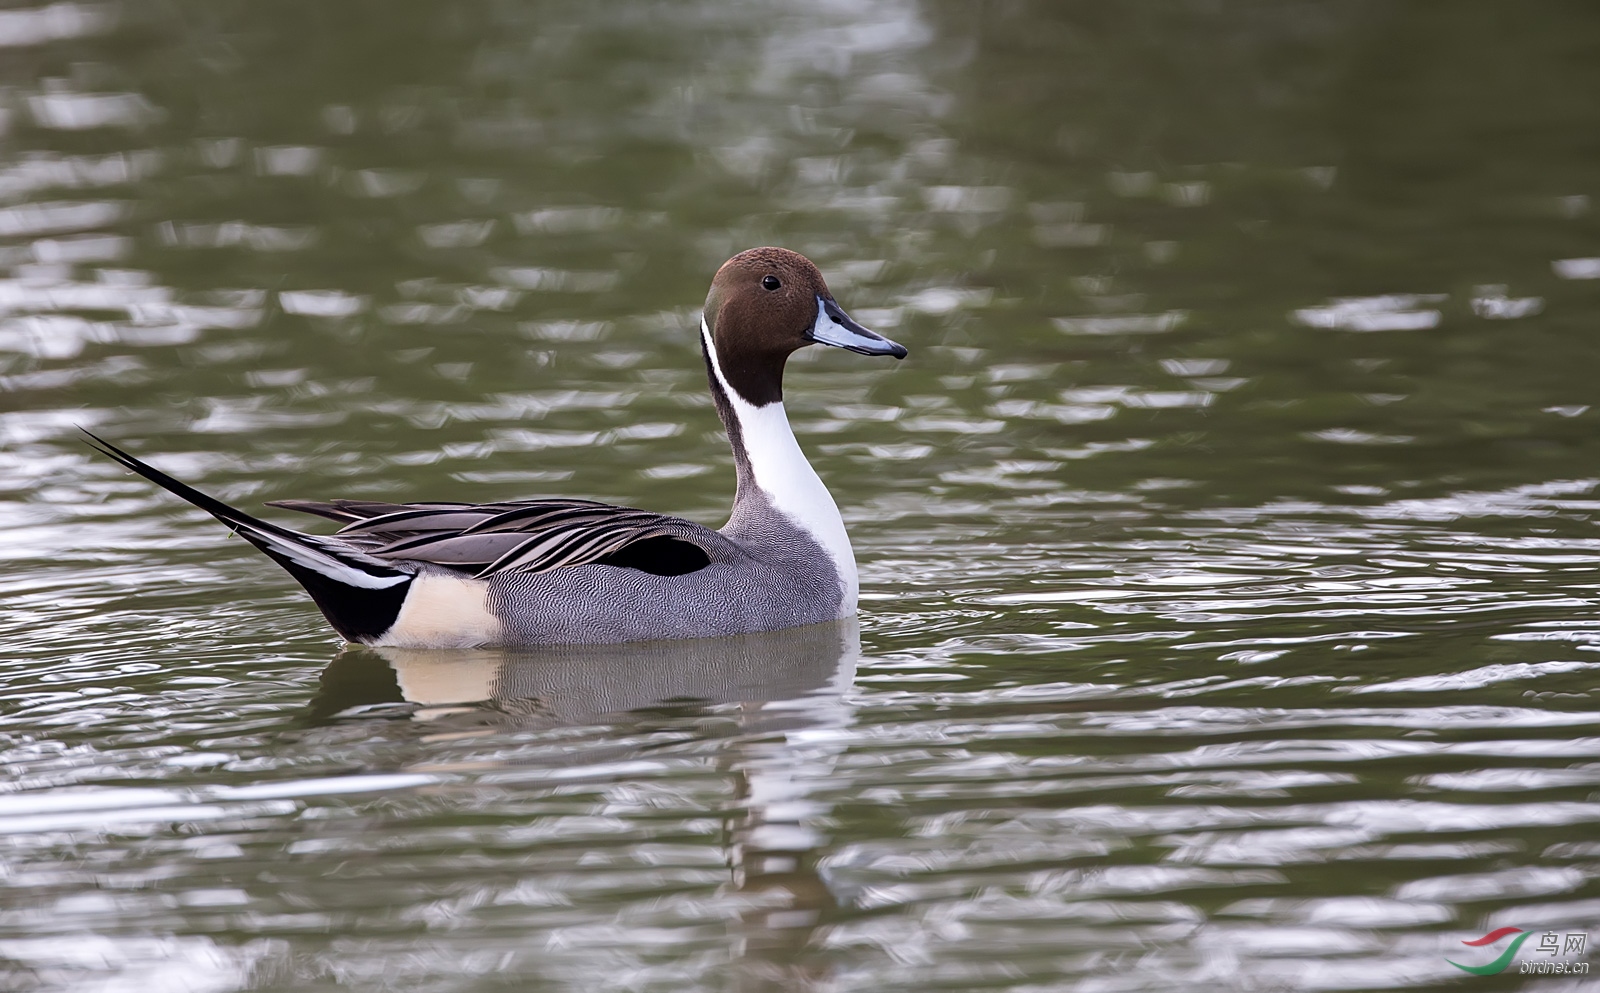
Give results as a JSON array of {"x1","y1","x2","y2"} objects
[
  {"x1": 375, "y1": 574, "x2": 502, "y2": 648},
  {"x1": 702, "y1": 319, "x2": 859, "y2": 615}
]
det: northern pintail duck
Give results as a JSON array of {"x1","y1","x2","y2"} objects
[{"x1": 86, "y1": 248, "x2": 906, "y2": 647}]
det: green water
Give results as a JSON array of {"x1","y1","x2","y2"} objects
[{"x1": 2, "y1": 2, "x2": 1599, "y2": 990}]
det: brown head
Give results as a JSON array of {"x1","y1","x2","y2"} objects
[{"x1": 702, "y1": 247, "x2": 906, "y2": 407}]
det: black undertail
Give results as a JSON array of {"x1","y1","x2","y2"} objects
[{"x1": 258, "y1": 548, "x2": 411, "y2": 643}]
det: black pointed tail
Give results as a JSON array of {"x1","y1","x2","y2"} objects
[{"x1": 82, "y1": 430, "x2": 413, "y2": 642}]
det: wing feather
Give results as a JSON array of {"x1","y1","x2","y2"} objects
[
  {"x1": 478, "y1": 527, "x2": 595, "y2": 576},
  {"x1": 337, "y1": 509, "x2": 505, "y2": 536},
  {"x1": 463, "y1": 503, "x2": 651, "y2": 534},
  {"x1": 366, "y1": 531, "x2": 531, "y2": 564},
  {"x1": 270, "y1": 494, "x2": 733, "y2": 578}
]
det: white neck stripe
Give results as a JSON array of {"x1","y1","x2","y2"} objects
[{"x1": 701, "y1": 319, "x2": 858, "y2": 615}]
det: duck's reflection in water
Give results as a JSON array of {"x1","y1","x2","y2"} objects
[{"x1": 312, "y1": 619, "x2": 860, "y2": 991}]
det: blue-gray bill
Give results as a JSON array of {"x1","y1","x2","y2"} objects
[{"x1": 810, "y1": 296, "x2": 907, "y2": 358}]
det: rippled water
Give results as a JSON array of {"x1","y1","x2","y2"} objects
[{"x1": 3, "y1": 2, "x2": 1600, "y2": 990}]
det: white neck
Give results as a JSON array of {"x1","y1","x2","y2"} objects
[{"x1": 701, "y1": 319, "x2": 858, "y2": 615}]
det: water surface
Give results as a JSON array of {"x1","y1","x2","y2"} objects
[{"x1": 3, "y1": 2, "x2": 1600, "y2": 990}]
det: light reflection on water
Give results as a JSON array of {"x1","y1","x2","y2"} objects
[{"x1": 3, "y1": 0, "x2": 1600, "y2": 990}]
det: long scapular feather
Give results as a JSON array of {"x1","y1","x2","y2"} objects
[{"x1": 268, "y1": 486, "x2": 730, "y2": 579}]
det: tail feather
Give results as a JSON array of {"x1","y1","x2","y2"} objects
[{"x1": 82, "y1": 430, "x2": 413, "y2": 642}]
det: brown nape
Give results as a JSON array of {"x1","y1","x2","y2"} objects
[{"x1": 704, "y1": 247, "x2": 832, "y2": 406}]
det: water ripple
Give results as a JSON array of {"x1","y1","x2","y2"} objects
[{"x1": 2, "y1": 1, "x2": 1599, "y2": 989}]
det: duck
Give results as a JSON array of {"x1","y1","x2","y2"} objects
[{"x1": 85, "y1": 247, "x2": 907, "y2": 648}]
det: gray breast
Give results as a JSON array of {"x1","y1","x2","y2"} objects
[{"x1": 486, "y1": 493, "x2": 842, "y2": 645}]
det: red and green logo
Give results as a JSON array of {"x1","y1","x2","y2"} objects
[{"x1": 1448, "y1": 927, "x2": 1532, "y2": 976}]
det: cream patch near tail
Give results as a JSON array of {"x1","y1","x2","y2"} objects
[{"x1": 374, "y1": 574, "x2": 501, "y2": 648}]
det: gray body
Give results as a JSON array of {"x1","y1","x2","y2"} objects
[{"x1": 485, "y1": 494, "x2": 842, "y2": 644}]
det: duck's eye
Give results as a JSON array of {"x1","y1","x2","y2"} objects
[{"x1": 762, "y1": 275, "x2": 781, "y2": 291}]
